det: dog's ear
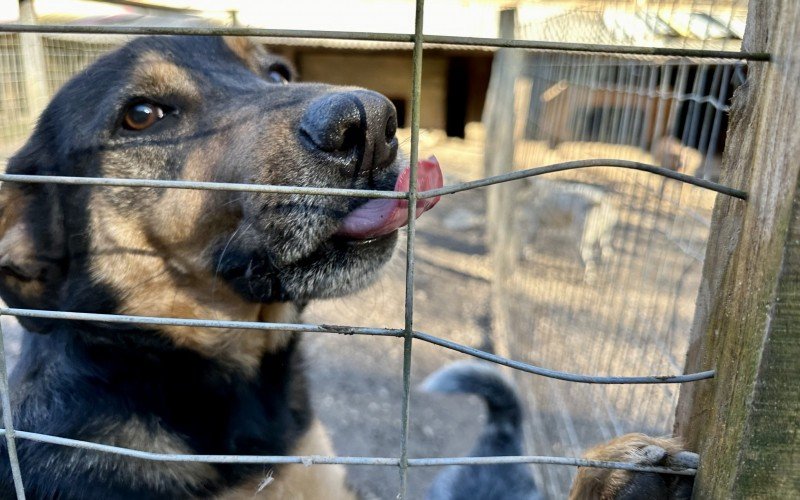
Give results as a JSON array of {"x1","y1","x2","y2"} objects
[{"x1": 0, "y1": 136, "x2": 66, "y2": 332}]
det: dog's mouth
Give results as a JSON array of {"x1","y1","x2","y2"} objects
[
  {"x1": 335, "y1": 156, "x2": 443, "y2": 240},
  {"x1": 214, "y1": 157, "x2": 443, "y2": 303}
]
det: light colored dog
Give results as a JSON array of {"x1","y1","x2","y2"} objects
[{"x1": 515, "y1": 179, "x2": 619, "y2": 284}]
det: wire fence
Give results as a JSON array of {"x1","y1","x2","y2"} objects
[
  {"x1": 0, "y1": 1, "x2": 758, "y2": 499},
  {"x1": 0, "y1": 32, "x2": 115, "y2": 157},
  {"x1": 484, "y1": 1, "x2": 750, "y2": 497}
]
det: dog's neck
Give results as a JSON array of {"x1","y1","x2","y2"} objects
[
  {"x1": 67, "y1": 220, "x2": 303, "y2": 376},
  {"x1": 63, "y1": 275, "x2": 302, "y2": 377},
  {"x1": 18, "y1": 323, "x2": 313, "y2": 474},
  {"x1": 152, "y1": 301, "x2": 302, "y2": 377},
  {"x1": 60, "y1": 200, "x2": 303, "y2": 376}
]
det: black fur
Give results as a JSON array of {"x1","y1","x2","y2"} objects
[
  {"x1": 421, "y1": 362, "x2": 540, "y2": 500},
  {"x1": 3, "y1": 325, "x2": 310, "y2": 498}
]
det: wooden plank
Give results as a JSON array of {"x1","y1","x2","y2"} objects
[
  {"x1": 484, "y1": 8, "x2": 523, "y2": 360},
  {"x1": 18, "y1": 1, "x2": 48, "y2": 120},
  {"x1": 674, "y1": 1, "x2": 800, "y2": 498}
]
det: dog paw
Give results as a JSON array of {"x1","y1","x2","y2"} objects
[
  {"x1": 634, "y1": 444, "x2": 698, "y2": 471},
  {"x1": 569, "y1": 434, "x2": 697, "y2": 500}
]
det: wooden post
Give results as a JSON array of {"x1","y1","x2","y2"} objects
[
  {"x1": 18, "y1": 0, "x2": 48, "y2": 121},
  {"x1": 484, "y1": 8, "x2": 523, "y2": 360},
  {"x1": 674, "y1": 1, "x2": 800, "y2": 498}
]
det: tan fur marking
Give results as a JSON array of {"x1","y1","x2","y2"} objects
[
  {"x1": 222, "y1": 37, "x2": 266, "y2": 74},
  {"x1": 0, "y1": 215, "x2": 45, "y2": 298},
  {"x1": 87, "y1": 189, "x2": 295, "y2": 375},
  {"x1": 0, "y1": 224, "x2": 39, "y2": 274},
  {"x1": 133, "y1": 52, "x2": 200, "y2": 99},
  {"x1": 568, "y1": 433, "x2": 686, "y2": 500},
  {"x1": 69, "y1": 417, "x2": 219, "y2": 492},
  {"x1": 0, "y1": 185, "x2": 62, "y2": 308},
  {"x1": 0, "y1": 185, "x2": 24, "y2": 234},
  {"x1": 217, "y1": 420, "x2": 356, "y2": 500}
]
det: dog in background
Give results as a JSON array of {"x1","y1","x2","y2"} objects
[
  {"x1": 515, "y1": 179, "x2": 619, "y2": 284},
  {"x1": 422, "y1": 362, "x2": 697, "y2": 500},
  {"x1": 421, "y1": 362, "x2": 541, "y2": 500}
]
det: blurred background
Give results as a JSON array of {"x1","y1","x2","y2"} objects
[{"x1": 0, "y1": 1, "x2": 747, "y2": 498}]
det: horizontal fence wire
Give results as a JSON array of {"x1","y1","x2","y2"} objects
[
  {"x1": 0, "y1": 307, "x2": 714, "y2": 385},
  {"x1": 0, "y1": 173, "x2": 409, "y2": 198},
  {"x1": 0, "y1": 24, "x2": 770, "y2": 61},
  {"x1": 0, "y1": 9, "x2": 759, "y2": 498},
  {"x1": 0, "y1": 429, "x2": 696, "y2": 475},
  {"x1": 0, "y1": 158, "x2": 747, "y2": 200},
  {"x1": 420, "y1": 159, "x2": 747, "y2": 200},
  {"x1": 412, "y1": 331, "x2": 715, "y2": 384}
]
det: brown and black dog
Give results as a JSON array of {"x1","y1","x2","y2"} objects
[
  {"x1": 0, "y1": 35, "x2": 693, "y2": 499},
  {"x1": 0, "y1": 35, "x2": 442, "y2": 498}
]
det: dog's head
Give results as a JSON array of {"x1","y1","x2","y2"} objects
[{"x1": 0, "y1": 36, "x2": 441, "y2": 335}]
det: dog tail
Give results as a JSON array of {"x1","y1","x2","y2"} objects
[{"x1": 420, "y1": 361, "x2": 525, "y2": 456}]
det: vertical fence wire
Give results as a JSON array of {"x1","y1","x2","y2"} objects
[
  {"x1": 398, "y1": 0, "x2": 425, "y2": 497},
  {"x1": 0, "y1": 317, "x2": 24, "y2": 499}
]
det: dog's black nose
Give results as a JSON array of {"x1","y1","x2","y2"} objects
[{"x1": 300, "y1": 90, "x2": 398, "y2": 174}]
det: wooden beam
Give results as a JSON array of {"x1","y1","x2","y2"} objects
[
  {"x1": 18, "y1": 1, "x2": 48, "y2": 121},
  {"x1": 674, "y1": 1, "x2": 800, "y2": 497},
  {"x1": 484, "y1": 8, "x2": 523, "y2": 360}
]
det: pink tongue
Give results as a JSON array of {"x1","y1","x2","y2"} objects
[{"x1": 336, "y1": 156, "x2": 443, "y2": 239}]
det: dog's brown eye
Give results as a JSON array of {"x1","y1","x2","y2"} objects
[
  {"x1": 267, "y1": 70, "x2": 289, "y2": 85},
  {"x1": 123, "y1": 103, "x2": 165, "y2": 131}
]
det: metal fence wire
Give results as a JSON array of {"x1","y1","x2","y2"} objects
[
  {"x1": 0, "y1": 0, "x2": 763, "y2": 499},
  {"x1": 485, "y1": 2, "x2": 751, "y2": 496}
]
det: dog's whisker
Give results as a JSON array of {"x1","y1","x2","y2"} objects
[
  {"x1": 397, "y1": 129, "x2": 430, "y2": 149},
  {"x1": 210, "y1": 219, "x2": 254, "y2": 308}
]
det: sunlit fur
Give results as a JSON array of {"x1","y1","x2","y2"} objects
[{"x1": 569, "y1": 434, "x2": 697, "y2": 500}]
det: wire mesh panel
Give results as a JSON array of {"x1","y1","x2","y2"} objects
[
  {"x1": 0, "y1": 34, "x2": 32, "y2": 157},
  {"x1": 482, "y1": 1, "x2": 747, "y2": 497},
  {"x1": 0, "y1": 33, "x2": 118, "y2": 160},
  {"x1": 0, "y1": 0, "x2": 762, "y2": 499},
  {"x1": 518, "y1": 0, "x2": 748, "y2": 51}
]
